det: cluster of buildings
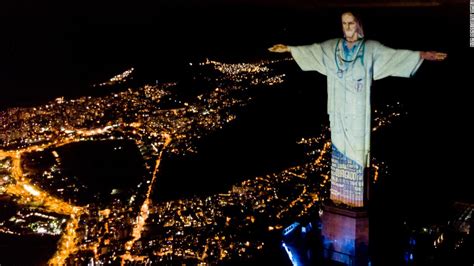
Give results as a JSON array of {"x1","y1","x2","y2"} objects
[{"x1": 0, "y1": 59, "x2": 329, "y2": 264}]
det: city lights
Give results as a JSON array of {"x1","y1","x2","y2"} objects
[{"x1": 0, "y1": 59, "x2": 400, "y2": 264}]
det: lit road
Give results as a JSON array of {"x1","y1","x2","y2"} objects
[
  {"x1": 121, "y1": 133, "x2": 172, "y2": 264},
  {"x1": 0, "y1": 124, "x2": 144, "y2": 264}
]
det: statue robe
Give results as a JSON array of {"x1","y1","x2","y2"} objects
[{"x1": 289, "y1": 39, "x2": 423, "y2": 207}]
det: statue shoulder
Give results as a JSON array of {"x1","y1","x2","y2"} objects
[
  {"x1": 363, "y1": 40, "x2": 385, "y2": 54},
  {"x1": 320, "y1": 38, "x2": 339, "y2": 48},
  {"x1": 364, "y1": 39, "x2": 383, "y2": 47},
  {"x1": 325, "y1": 38, "x2": 340, "y2": 45}
]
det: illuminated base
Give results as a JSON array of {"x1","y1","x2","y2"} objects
[{"x1": 321, "y1": 203, "x2": 369, "y2": 266}]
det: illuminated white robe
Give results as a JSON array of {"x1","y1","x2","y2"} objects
[{"x1": 289, "y1": 39, "x2": 423, "y2": 207}]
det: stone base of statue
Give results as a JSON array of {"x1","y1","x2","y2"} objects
[{"x1": 321, "y1": 202, "x2": 369, "y2": 266}]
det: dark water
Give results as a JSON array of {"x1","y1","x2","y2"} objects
[
  {"x1": 155, "y1": 68, "x2": 326, "y2": 200},
  {"x1": 57, "y1": 140, "x2": 145, "y2": 205},
  {"x1": 0, "y1": 234, "x2": 58, "y2": 266},
  {"x1": 0, "y1": 3, "x2": 472, "y2": 265}
]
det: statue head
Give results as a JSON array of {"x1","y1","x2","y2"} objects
[{"x1": 341, "y1": 12, "x2": 364, "y2": 42}]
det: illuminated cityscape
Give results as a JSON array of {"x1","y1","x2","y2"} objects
[
  {"x1": 1, "y1": 52, "x2": 471, "y2": 264},
  {"x1": 0, "y1": 59, "x2": 330, "y2": 264},
  {"x1": 0, "y1": 56, "x2": 410, "y2": 264},
  {"x1": 1, "y1": 3, "x2": 472, "y2": 265}
]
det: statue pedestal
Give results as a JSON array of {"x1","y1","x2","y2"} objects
[{"x1": 321, "y1": 204, "x2": 369, "y2": 266}]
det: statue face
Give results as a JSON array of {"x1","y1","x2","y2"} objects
[{"x1": 341, "y1": 12, "x2": 358, "y2": 41}]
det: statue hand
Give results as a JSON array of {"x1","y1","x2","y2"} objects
[
  {"x1": 268, "y1": 44, "x2": 290, "y2": 53},
  {"x1": 420, "y1": 51, "x2": 447, "y2": 61}
]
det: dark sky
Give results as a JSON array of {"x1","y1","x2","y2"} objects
[
  {"x1": 0, "y1": 1, "x2": 471, "y2": 127},
  {"x1": 0, "y1": 1, "x2": 470, "y2": 110}
]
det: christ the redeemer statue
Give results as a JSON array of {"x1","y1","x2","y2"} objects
[{"x1": 269, "y1": 11, "x2": 447, "y2": 207}]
